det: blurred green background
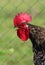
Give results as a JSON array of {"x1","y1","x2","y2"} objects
[{"x1": 0, "y1": 0, "x2": 45, "y2": 65}]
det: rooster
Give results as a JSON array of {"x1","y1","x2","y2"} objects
[{"x1": 13, "y1": 13, "x2": 45, "y2": 65}]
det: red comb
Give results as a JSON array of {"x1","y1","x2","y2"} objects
[{"x1": 14, "y1": 13, "x2": 32, "y2": 27}]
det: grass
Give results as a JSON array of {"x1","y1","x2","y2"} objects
[{"x1": 0, "y1": 0, "x2": 45, "y2": 65}]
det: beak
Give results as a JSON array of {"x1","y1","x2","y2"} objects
[
  {"x1": 14, "y1": 26, "x2": 18, "y2": 31},
  {"x1": 14, "y1": 26, "x2": 17, "y2": 28}
]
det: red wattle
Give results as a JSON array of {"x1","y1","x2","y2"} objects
[{"x1": 17, "y1": 27, "x2": 30, "y2": 41}]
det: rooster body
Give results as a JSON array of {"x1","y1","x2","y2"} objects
[
  {"x1": 28, "y1": 24, "x2": 45, "y2": 65},
  {"x1": 14, "y1": 13, "x2": 45, "y2": 65}
]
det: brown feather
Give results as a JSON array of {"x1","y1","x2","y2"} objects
[
  {"x1": 27, "y1": 24, "x2": 45, "y2": 65},
  {"x1": 26, "y1": 24, "x2": 45, "y2": 50}
]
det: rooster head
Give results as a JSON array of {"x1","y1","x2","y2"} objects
[{"x1": 13, "y1": 13, "x2": 32, "y2": 41}]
